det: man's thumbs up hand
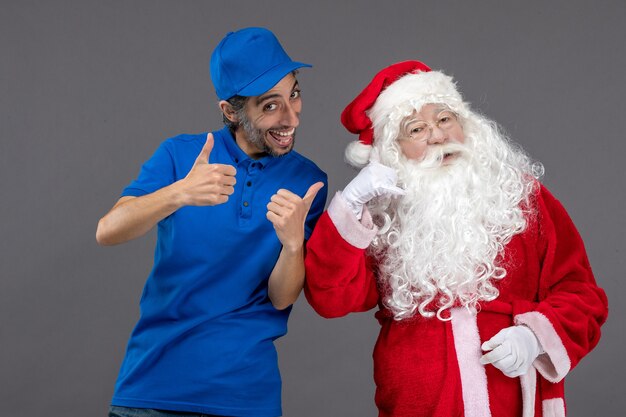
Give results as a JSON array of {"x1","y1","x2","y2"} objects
[
  {"x1": 179, "y1": 133, "x2": 237, "y2": 206},
  {"x1": 302, "y1": 182, "x2": 325, "y2": 210},
  {"x1": 194, "y1": 132, "x2": 215, "y2": 164},
  {"x1": 266, "y1": 182, "x2": 325, "y2": 252}
]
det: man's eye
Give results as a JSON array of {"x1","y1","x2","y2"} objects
[
  {"x1": 291, "y1": 90, "x2": 301, "y2": 99},
  {"x1": 439, "y1": 117, "x2": 451, "y2": 124},
  {"x1": 264, "y1": 103, "x2": 278, "y2": 111}
]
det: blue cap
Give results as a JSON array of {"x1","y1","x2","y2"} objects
[{"x1": 210, "y1": 27, "x2": 312, "y2": 100}]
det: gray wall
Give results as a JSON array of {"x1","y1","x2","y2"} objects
[{"x1": 1, "y1": 1, "x2": 624, "y2": 416}]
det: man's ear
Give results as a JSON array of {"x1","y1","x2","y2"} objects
[{"x1": 219, "y1": 100, "x2": 239, "y2": 124}]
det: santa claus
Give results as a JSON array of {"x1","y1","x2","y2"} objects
[{"x1": 304, "y1": 61, "x2": 608, "y2": 417}]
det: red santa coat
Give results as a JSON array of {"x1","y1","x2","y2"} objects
[{"x1": 304, "y1": 185, "x2": 607, "y2": 417}]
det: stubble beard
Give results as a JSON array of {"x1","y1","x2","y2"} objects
[{"x1": 237, "y1": 110, "x2": 295, "y2": 158}]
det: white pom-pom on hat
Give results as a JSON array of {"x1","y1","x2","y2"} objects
[{"x1": 344, "y1": 141, "x2": 372, "y2": 169}]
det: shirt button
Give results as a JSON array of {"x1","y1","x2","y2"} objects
[
  {"x1": 247, "y1": 181, "x2": 252, "y2": 186},
  {"x1": 243, "y1": 201, "x2": 249, "y2": 207}
]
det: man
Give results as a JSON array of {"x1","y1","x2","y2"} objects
[
  {"x1": 97, "y1": 27, "x2": 327, "y2": 417},
  {"x1": 304, "y1": 61, "x2": 607, "y2": 417}
]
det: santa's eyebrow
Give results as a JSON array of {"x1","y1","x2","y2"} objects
[
  {"x1": 401, "y1": 117, "x2": 424, "y2": 127},
  {"x1": 434, "y1": 106, "x2": 455, "y2": 115}
]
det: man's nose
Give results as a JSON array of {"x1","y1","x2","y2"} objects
[
  {"x1": 281, "y1": 103, "x2": 299, "y2": 126},
  {"x1": 428, "y1": 126, "x2": 446, "y2": 144}
]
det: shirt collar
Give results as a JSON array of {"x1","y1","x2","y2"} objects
[{"x1": 217, "y1": 126, "x2": 282, "y2": 169}]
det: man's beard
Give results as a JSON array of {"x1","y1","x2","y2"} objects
[
  {"x1": 238, "y1": 110, "x2": 295, "y2": 158},
  {"x1": 369, "y1": 133, "x2": 536, "y2": 321}
]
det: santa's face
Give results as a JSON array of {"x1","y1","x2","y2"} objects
[{"x1": 397, "y1": 104, "x2": 465, "y2": 164}]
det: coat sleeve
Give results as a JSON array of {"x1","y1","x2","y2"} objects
[
  {"x1": 304, "y1": 192, "x2": 381, "y2": 318},
  {"x1": 514, "y1": 185, "x2": 608, "y2": 383}
]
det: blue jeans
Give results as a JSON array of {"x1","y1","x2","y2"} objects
[{"x1": 108, "y1": 406, "x2": 231, "y2": 417}]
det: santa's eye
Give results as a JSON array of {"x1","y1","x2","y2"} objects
[
  {"x1": 405, "y1": 123, "x2": 430, "y2": 141},
  {"x1": 437, "y1": 111, "x2": 457, "y2": 126}
]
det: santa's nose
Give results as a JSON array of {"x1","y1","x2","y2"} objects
[{"x1": 428, "y1": 126, "x2": 446, "y2": 144}]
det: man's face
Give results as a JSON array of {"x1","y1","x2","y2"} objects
[
  {"x1": 237, "y1": 73, "x2": 302, "y2": 158},
  {"x1": 396, "y1": 103, "x2": 465, "y2": 164}
]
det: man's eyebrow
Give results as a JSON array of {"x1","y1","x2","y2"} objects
[{"x1": 255, "y1": 80, "x2": 299, "y2": 106}]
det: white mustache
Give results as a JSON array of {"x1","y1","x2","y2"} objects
[{"x1": 418, "y1": 143, "x2": 468, "y2": 169}]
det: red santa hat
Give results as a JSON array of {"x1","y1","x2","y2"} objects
[{"x1": 342, "y1": 60, "x2": 468, "y2": 168}]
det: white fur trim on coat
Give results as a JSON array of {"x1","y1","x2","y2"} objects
[
  {"x1": 520, "y1": 370, "x2": 537, "y2": 417},
  {"x1": 450, "y1": 307, "x2": 492, "y2": 417},
  {"x1": 542, "y1": 398, "x2": 566, "y2": 417}
]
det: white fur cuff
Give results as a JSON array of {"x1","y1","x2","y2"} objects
[
  {"x1": 327, "y1": 192, "x2": 378, "y2": 249},
  {"x1": 514, "y1": 312, "x2": 571, "y2": 383}
]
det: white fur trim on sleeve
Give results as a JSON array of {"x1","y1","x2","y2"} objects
[
  {"x1": 327, "y1": 192, "x2": 378, "y2": 249},
  {"x1": 514, "y1": 312, "x2": 571, "y2": 383}
]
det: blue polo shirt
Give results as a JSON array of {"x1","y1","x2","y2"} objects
[{"x1": 111, "y1": 127, "x2": 327, "y2": 416}]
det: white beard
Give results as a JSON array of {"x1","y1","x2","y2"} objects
[{"x1": 369, "y1": 118, "x2": 540, "y2": 321}]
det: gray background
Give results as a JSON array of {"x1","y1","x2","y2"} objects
[{"x1": 1, "y1": 1, "x2": 624, "y2": 416}]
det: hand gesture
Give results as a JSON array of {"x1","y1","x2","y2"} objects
[
  {"x1": 341, "y1": 160, "x2": 405, "y2": 219},
  {"x1": 180, "y1": 133, "x2": 237, "y2": 206},
  {"x1": 266, "y1": 182, "x2": 325, "y2": 252},
  {"x1": 480, "y1": 325, "x2": 543, "y2": 378}
]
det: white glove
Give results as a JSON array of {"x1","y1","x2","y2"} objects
[
  {"x1": 341, "y1": 161, "x2": 406, "y2": 220},
  {"x1": 480, "y1": 325, "x2": 543, "y2": 378}
]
